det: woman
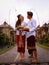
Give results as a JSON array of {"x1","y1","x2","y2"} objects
[{"x1": 15, "y1": 14, "x2": 26, "y2": 60}]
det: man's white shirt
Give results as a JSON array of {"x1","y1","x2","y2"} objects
[
  {"x1": 26, "y1": 18, "x2": 36, "y2": 38},
  {"x1": 16, "y1": 18, "x2": 36, "y2": 37}
]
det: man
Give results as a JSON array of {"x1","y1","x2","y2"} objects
[{"x1": 26, "y1": 11, "x2": 38, "y2": 62}]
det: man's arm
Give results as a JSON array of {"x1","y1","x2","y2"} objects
[
  {"x1": 21, "y1": 22, "x2": 29, "y2": 31},
  {"x1": 22, "y1": 27, "x2": 29, "y2": 31}
]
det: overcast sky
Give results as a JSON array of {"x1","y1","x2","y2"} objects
[{"x1": 0, "y1": 0, "x2": 49, "y2": 28}]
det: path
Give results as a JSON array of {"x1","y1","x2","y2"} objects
[{"x1": 0, "y1": 45, "x2": 49, "y2": 63}]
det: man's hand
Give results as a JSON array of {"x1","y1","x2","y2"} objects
[{"x1": 22, "y1": 27, "x2": 29, "y2": 31}]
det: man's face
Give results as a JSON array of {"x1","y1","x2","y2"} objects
[{"x1": 27, "y1": 15, "x2": 30, "y2": 19}]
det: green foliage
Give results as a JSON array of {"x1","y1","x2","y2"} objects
[
  {"x1": 40, "y1": 35, "x2": 49, "y2": 44},
  {"x1": 0, "y1": 33, "x2": 10, "y2": 48}
]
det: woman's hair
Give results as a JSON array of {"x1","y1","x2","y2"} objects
[{"x1": 15, "y1": 14, "x2": 21, "y2": 27}]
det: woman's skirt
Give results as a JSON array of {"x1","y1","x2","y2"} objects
[{"x1": 16, "y1": 35, "x2": 25, "y2": 53}]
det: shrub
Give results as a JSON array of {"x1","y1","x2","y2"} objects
[
  {"x1": 0, "y1": 33, "x2": 10, "y2": 48},
  {"x1": 40, "y1": 35, "x2": 49, "y2": 44}
]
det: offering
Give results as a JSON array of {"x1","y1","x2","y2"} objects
[{"x1": 17, "y1": 25, "x2": 24, "y2": 29}]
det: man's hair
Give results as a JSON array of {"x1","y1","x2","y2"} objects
[{"x1": 27, "y1": 11, "x2": 33, "y2": 17}]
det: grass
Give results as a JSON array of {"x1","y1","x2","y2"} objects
[
  {"x1": 37, "y1": 43, "x2": 49, "y2": 49},
  {"x1": 0, "y1": 45, "x2": 14, "y2": 55}
]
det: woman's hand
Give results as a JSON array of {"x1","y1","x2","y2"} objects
[{"x1": 17, "y1": 26, "x2": 24, "y2": 30}]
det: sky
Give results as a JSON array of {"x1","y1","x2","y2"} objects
[{"x1": 0, "y1": 0, "x2": 49, "y2": 28}]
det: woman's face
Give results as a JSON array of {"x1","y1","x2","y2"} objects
[{"x1": 20, "y1": 16, "x2": 24, "y2": 22}]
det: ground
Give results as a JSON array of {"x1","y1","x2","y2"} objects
[{"x1": 0, "y1": 45, "x2": 49, "y2": 63}]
